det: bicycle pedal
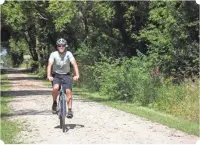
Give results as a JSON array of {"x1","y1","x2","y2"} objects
[{"x1": 66, "y1": 115, "x2": 73, "y2": 119}]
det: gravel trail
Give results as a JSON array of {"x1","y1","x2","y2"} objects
[{"x1": 6, "y1": 68, "x2": 199, "y2": 144}]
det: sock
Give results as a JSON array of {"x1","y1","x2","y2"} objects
[
  {"x1": 68, "y1": 108, "x2": 72, "y2": 112},
  {"x1": 53, "y1": 100, "x2": 57, "y2": 104}
]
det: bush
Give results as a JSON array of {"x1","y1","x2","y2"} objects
[
  {"x1": 92, "y1": 56, "x2": 162, "y2": 105},
  {"x1": 74, "y1": 43, "x2": 102, "y2": 91},
  {"x1": 0, "y1": 69, "x2": 6, "y2": 74},
  {"x1": 76, "y1": 50, "x2": 164, "y2": 105},
  {"x1": 37, "y1": 66, "x2": 47, "y2": 79},
  {"x1": 30, "y1": 61, "x2": 39, "y2": 73}
]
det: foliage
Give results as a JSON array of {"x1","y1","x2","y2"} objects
[
  {"x1": 95, "y1": 55, "x2": 158, "y2": 105},
  {"x1": 1, "y1": 1, "x2": 26, "y2": 31},
  {"x1": 2, "y1": 1, "x2": 198, "y2": 79},
  {"x1": 37, "y1": 67, "x2": 47, "y2": 79},
  {"x1": 46, "y1": 1, "x2": 77, "y2": 32},
  {"x1": 78, "y1": 52, "x2": 162, "y2": 106},
  {"x1": 29, "y1": 60, "x2": 39, "y2": 73},
  {"x1": 74, "y1": 43, "x2": 100, "y2": 90},
  {"x1": 8, "y1": 38, "x2": 29, "y2": 67},
  {"x1": 139, "y1": 1, "x2": 199, "y2": 80}
]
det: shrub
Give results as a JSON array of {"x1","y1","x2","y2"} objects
[
  {"x1": 93, "y1": 56, "x2": 162, "y2": 105},
  {"x1": 37, "y1": 66, "x2": 47, "y2": 79},
  {"x1": 29, "y1": 61, "x2": 39, "y2": 73}
]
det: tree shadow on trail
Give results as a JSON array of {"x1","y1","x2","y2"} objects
[
  {"x1": 1, "y1": 68, "x2": 41, "y2": 80},
  {"x1": 1, "y1": 90, "x2": 51, "y2": 97},
  {"x1": 1, "y1": 109, "x2": 53, "y2": 118},
  {"x1": 54, "y1": 124, "x2": 85, "y2": 132},
  {"x1": 3, "y1": 68, "x2": 31, "y2": 74},
  {"x1": 7, "y1": 76, "x2": 41, "y2": 81}
]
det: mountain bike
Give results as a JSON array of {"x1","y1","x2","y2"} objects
[{"x1": 57, "y1": 85, "x2": 67, "y2": 132}]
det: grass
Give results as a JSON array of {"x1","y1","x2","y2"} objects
[
  {"x1": 150, "y1": 82, "x2": 199, "y2": 122},
  {"x1": 73, "y1": 87, "x2": 199, "y2": 137},
  {"x1": 0, "y1": 74, "x2": 21, "y2": 144}
]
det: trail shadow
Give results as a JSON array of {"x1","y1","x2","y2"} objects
[
  {"x1": 3, "y1": 68, "x2": 31, "y2": 74},
  {"x1": 1, "y1": 90, "x2": 51, "y2": 97},
  {"x1": 54, "y1": 124, "x2": 84, "y2": 132},
  {"x1": 1, "y1": 68, "x2": 41, "y2": 81},
  {"x1": 7, "y1": 77, "x2": 41, "y2": 81},
  {"x1": 1, "y1": 109, "x2": 52, "y2": 118},
  {"x1": 0, "y1": 83, "x2": 10, "y2": 90},
  {"x1": 1, "y1": 81, "x2": 10, "y2": 85}
]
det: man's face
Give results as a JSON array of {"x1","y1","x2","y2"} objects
[{"x1": 57, "y1": 45, "x2": 65, "y2": 53}]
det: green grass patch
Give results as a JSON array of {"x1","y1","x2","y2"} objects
[
  {"x1": 150, "y1": 82, "x2": 199, "y2": 122},
  {"x1": 73, "y1": 87, "x2": 199, "y2": 137},
  {"x1": 0, "y1": 74, "x2": 21, "y2": 144}
]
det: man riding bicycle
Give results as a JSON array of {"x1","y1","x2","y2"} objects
[{"x1": 47, "y1": 38, "x2": 79, "y2": 118}]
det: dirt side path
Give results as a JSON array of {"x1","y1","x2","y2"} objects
[{"x1": 6, "y1": 68, "x2": 199, "y2": 144}]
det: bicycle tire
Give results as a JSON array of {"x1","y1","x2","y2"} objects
[
  {"x1": 59, "y1": 115, "x2": 62, "y2": 129},
  {"x1": 58, "y1": 96, "x2": 62, "y2": 129},
  {"x1": 62, "y1": 93, "x2": 66, "y2": 132},
  {"x1": 62, "y1": 114, "x2": 65, "y2": 132}
]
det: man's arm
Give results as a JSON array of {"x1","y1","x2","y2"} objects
[
  {"x1": 71, "y1": 59, "x2": 79, "y2": 81},
  {"x1": 47, "y1": 61, "x2": 54, "y2": 81}
]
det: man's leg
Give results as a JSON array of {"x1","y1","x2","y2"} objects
[
  {"x1": 52, "y1": 76, "x2": 60, "y2": 114},
  {"x1": 66, "y1": 89, "x2": 72, "y2": 109},
  {"x1": 62, "y1": 75, "x2": 73, "y2": 118},
  {"x1": 52, "y1": 84, "x2": 60, "y2": 101},
  {"x1": 66, "y1": 89, "x2": 73, "y2": 118}
]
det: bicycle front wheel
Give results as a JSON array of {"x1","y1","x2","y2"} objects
[
  {"x1": 59, "y1": 115, "x2": 62, "y2": 129},
  {"x1": 61, "y1": 94, "x2": 66, "y2": 132}
]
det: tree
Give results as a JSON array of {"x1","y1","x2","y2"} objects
[{"x1": 139, "y1": 1, "x2": 199, "y2": 79}]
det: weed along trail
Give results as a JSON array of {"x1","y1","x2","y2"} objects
[{"x1": 6, "y1": 68, "x2": 198, "y2": 144}]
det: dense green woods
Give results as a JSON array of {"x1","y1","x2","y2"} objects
[{"x1": 1, "y1": 1, "x2": 199, "y2": 122}]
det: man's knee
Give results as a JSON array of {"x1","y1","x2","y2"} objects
[
  {"x1": 66, "y1": 89, "x2": 72, "y2": 98},
  {"x1": 53, "y1": 84, "x2": 60, "y2": 91}
]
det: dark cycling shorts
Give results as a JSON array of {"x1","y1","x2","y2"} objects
[{"x1": 52, "y1": 73, "x2": 72, "y2": 92}]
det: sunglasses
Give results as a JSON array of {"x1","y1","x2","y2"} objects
[{"x1": 57, "y1": 45, "x2": 65, "y2": 48}]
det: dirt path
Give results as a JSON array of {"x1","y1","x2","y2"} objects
[{"x1": 6, "y1": 68, "x2": 199, "y2": 144}]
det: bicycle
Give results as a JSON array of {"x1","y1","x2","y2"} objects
[{"x1": 56, "y1": 85, "x2": 67, "y2": 132}]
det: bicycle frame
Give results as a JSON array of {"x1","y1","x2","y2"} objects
[{"x1": 57, "y1": 85, "x2": 67, "y2": 132}]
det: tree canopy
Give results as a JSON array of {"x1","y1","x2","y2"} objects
[{"x1": 1, "y1": 1, "x2": 199, "y2": 79}]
